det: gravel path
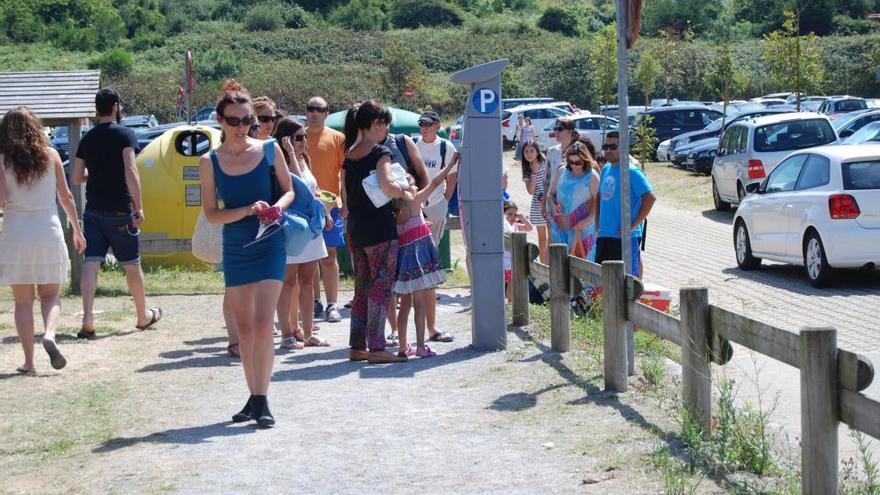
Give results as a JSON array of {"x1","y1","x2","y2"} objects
[{"x1": 0, "y1": 289, "x2": 710, "y2": 494}]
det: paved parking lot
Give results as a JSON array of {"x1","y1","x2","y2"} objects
[{"x1": 643, "y1": 204, "x2": 880, "y2": 353}]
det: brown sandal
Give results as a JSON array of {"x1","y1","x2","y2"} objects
[{"x1": 305, "y1": 335, "x2": 330, "y2": 347}]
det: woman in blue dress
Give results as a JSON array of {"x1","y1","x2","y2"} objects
[{"x1": 199, "y1": 80, "x2": 294, "y2": 427}]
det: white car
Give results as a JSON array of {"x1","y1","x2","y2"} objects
[
  {"x1": 656, "y1": 139, "x2": 672, "y2": 162},
  {"x1": 535, "y1": 114, "x2": 619, "y2": 151},
  {"x1": 733, "y1": 145, "x2": 880, "y2": 287},
  {"x1": 712, "y1": 113, "x2": 837, "y2": 208},
  {"x1": 501, "y1": 104, "x2": 572, "y2": 145}
]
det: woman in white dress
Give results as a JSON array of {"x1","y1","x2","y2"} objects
[
  {"x1": 274, "y1": 117, "x2": 331, "y2": 349},
  {"x1": 0, "y1": 106, "x2": 86, "y2": 374}
]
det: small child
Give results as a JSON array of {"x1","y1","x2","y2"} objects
[
  {"x1": 503, "y1": 200, "x2": 533, "y2": 303},
  {"x1": 393, "y1": 164, "x2": 456, "y2": 358}
]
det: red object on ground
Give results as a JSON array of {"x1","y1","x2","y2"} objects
[{"x1": 587, "y1": 282, "x2": 672, "y2": 313}]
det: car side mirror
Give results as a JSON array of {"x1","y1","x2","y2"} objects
[
  {"x1": 745, "y1": 182, "x2": 761, "y2": 194},
  {"x1": 839, "y1": 129, "x2": 854, "y2": 138}
]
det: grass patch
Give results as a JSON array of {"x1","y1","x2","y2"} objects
[
  {"x1": 79, "y1": 264, "x2": 225, "y2": 297},
  {"x1": 3, "y1": 381, "x2": 125, "y2": 458},
  {"x1": 644, "y1": 162, "x2": 713, "y2": 212}
]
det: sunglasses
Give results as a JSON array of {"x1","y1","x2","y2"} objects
[
  {"x1": 306, "y1": 105, "x2": 328, "y2": 113},
  {"x1": 553, "y1": 126, "x2": 571, "y2": 132},
  {"x1": 293, "y1": 134, "x2": 306, "y2": 142},
  {"x1": 223, "y1": 115, "x2": 255, "y2": 127},
  {"x1": 257, "y1": 115, "x2": 277, "y2": 123},
  {"x1": 602, "y1": 143, "x2": 618, "y2": 151},
  {"x1": 418, "y1": 121, "x2": 435, "y2": 127},
  {"x1": 567, "y1": 159, "x2": 585, "y2": 167}
]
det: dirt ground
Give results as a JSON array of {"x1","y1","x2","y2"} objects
[{"x1": 0, "y1": 287, "x2": 726, "y2": 494}]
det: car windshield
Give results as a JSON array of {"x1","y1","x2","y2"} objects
[
  {"x1": 705, "y1": 118, "x2": 724, "y2": 131},
  {"x1": 842, "y1": 161, "x2": 880, "y2": 190},
  {"x1": 54, "y1": 127, "x2": 68, "y2": 138},
  {"x1": 754, "y1": 119, "x2": 836, "y2": 152},
  {"x1": 838, "y1": 99, "x2": 867, "y2": 112},
  {"x1": 843, "y1": 122, "x2": 880, "y2": 144},
  {"x1": 832, "y1": 112, "x2": 866, "y2": 131}
]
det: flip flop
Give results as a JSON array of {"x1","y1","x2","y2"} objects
[
  {"x1": 428, "y1": 331, "x2": 454, "y2": 343},
  {"x1": 135, "y1": 308, "x2": 163, "y2": 331},
  {"x1": 16, "y1": 367, "x2": 36, "y2": 376},
  {"x1": 280, "y1": 337, "x2": 304, "y2": 350},
  {"x1": 42, "y1": 339, "x2": 67, "y2": 370},
  {"x1": 227, "y1": 343, "x2": 241, "y2": 358},
  {"x1": 305, "y1": 336, "x2": 330, "y2": 347},
  {"x1": 77, "y1": 328, "x2": 96, "y2": 340},
  {"x1": 416, "y1": 345, "x2": 437, "y2": 358}
]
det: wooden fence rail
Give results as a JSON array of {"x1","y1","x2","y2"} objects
[{"x1": 505, "y1": 231, "x2": 879, "y2": 494}]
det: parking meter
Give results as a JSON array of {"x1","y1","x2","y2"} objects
[{"x1": 452, "y1": 59, "x2": 509, "y2": 351}]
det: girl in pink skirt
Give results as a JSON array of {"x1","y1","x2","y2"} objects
[{"x1": 393, "y1": 164, "x2": 455, "y2": 358}]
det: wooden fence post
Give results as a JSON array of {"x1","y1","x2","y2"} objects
[
  {"x1": 681, "y1": 287, "x2": 712, "y2": 438},
  {"x1": 603, "y1": 261, "x2": 627, "y2": 392},
  {"x1": 800, "y1": 327, "x2": 838, "y2": 495},
  {"x1": 549, "y1": 244, "x2": 570, "y2": 352},
  {"x1": 510, "y1": 232, "x2": 529, "y2": 327}
]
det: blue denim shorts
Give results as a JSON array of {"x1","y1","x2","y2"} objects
[{"x1": 83, "y1": 210, "x2": 141, "y2": 265}]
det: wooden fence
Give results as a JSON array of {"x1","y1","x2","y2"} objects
[{"x1": 505, "y1": 232, "x2": 879, "y2": 494}]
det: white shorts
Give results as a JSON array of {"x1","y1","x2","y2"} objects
[{"x1": 422, "y1": 199, "x2": 448, "y2": 247}]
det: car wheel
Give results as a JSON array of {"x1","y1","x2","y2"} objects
[
  {"x1": 734, "y1": 220, "x2": 761, "y2": 270},
  {"x1": 737, "y1": 183, "x2": 747, "y2": 204},
  {"x1": 803, "y1": 231, "x2": 834, "y2": 288},
  {"x1": 713, "y1": 179, "x2": 731, "y2": 211}
]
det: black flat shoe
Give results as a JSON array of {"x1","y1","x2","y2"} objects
[
  {"x1": 231, "y1": 395, "x2": 255, "y2": 423},
  {"x1": 252, "y1": 395, "x2": 275, "y2": 427}
]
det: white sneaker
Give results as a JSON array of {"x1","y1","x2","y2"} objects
[{"x1": 326, "y1": 303, "x2": 342, "y2": 323}]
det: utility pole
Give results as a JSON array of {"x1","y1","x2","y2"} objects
[{"x1": 616, "y1": 0, "x2": 635, "y2": 375}]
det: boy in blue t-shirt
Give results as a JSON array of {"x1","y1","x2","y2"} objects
[{"x1": 595, "y1": 131, "x2": 656, "y2": 276}]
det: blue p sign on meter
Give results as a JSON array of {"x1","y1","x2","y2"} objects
[{"x1": 472, "y1": 88, "x2": 498, "y2": 114}]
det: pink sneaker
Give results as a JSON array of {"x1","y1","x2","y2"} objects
[{"x1": 416, "y1": 345, "x2": 437, "y2": 358}]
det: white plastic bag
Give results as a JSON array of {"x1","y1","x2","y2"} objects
[
  {"x1": 361, "y1": 162, "x2": 409, "y2": 208},
  {"x1": 191, "y1": 210, "x2": 223, "y2": 264}
]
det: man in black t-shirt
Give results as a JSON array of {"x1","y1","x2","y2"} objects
[{"x1": 71, "y1": 88, "x2": 162, "y2": 339}]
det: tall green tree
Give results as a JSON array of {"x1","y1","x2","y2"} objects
[
  {"x1": 590, "y1": 22, "x2": 617, "y2": 115},
  {"x1": 635, "y1": 44, "x2": 662, "y2": 107},
  {"x1": 761, "y1": 11, "x2": 824, "y2": 110},
  {"x1": 704, "y1": 44, "x2": 746, "y2": 128}
]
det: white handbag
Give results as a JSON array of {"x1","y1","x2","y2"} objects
[
  {"x1": 191, "y1": 210, "x2": 223, "y2": 264},
  {"x1": 362, "y1": 162, "x2": 409, "y2": 208}
]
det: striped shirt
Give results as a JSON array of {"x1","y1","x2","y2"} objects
[{"x1": 524, "y1": 161, "x2": 548, "y2": 226}]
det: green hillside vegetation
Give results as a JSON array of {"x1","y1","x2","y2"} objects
[{"x1": 2, "y1": 0, "x2": 880, "y2": 121}]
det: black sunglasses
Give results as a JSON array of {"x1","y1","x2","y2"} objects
[
  {"x1": 553, "y1": 126, "x2": 569, "y2": 132},
  {"x1": 306, "y1": 105, "x2": 328, "y2": 113},
  {"x1": 293, "y1": 134, "x2": 306, "y2": 142},
  {"x1": 223, "y1": 115, "x2": 255, "y2": 127},
  {"x1": 257, "y1": 115, "x2": 277, "y2": 123},
  {"x1": 418, "y1": 121, "x2": 435, "y2": 127},
  {"x1": 567, "y1": 158, "x2": 585, "y2": 167},
  {"x1": 602, "y1": 143, "x2": 618, "y2": 151}
]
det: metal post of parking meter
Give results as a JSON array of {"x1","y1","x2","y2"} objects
[
  {"x1": 616, "y1": 0, "x2": 635, "y2": 375},
  {"x1": 451, "y1": 59, "x2": 509, "y2": 351}
]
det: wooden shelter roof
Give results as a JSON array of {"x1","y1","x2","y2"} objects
[{"x1": 0, "y1": 70, "x2": 100, "y2": 125}]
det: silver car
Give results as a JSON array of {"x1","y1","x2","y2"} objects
[{"x1": 712, "y1": 113, "x2": 837, "y2": 209}]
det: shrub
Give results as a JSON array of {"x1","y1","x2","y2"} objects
[
  {"x1": 164, "y1": 10, "x2": 193, "y2": 34},
  {"x1": 244, "y1": 3, "x2": 282, "y2": 32},
  {"x1": 283, "y1": 5, "x2": 311, "y2": 29},
  {"x1": 196, "y1": 48, "x2": 240, "y2": 81},
  {"x1": 392, "y1": 0, "x2": 464, "y2": 29},
  {"x1": 537, "y1": 6, "x2": 580, "y2": 37},
  {"x1": 131, "y1": 31, "x2": 166, "y2": 50},
  {"x1": 88, "y1": 48, "x2": 135, "y2": 77},
  {"x1": 329, "y1": 0, "x2": 388, "y2": 31}
]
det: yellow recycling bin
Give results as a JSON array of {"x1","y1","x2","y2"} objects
[{"x1": 137, "y1": 125, "x2": 222, "y2": 268}]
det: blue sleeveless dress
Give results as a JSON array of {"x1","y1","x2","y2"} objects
[{"x1": 210, "y1": 148, "x2": 286, "y2": 287}]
